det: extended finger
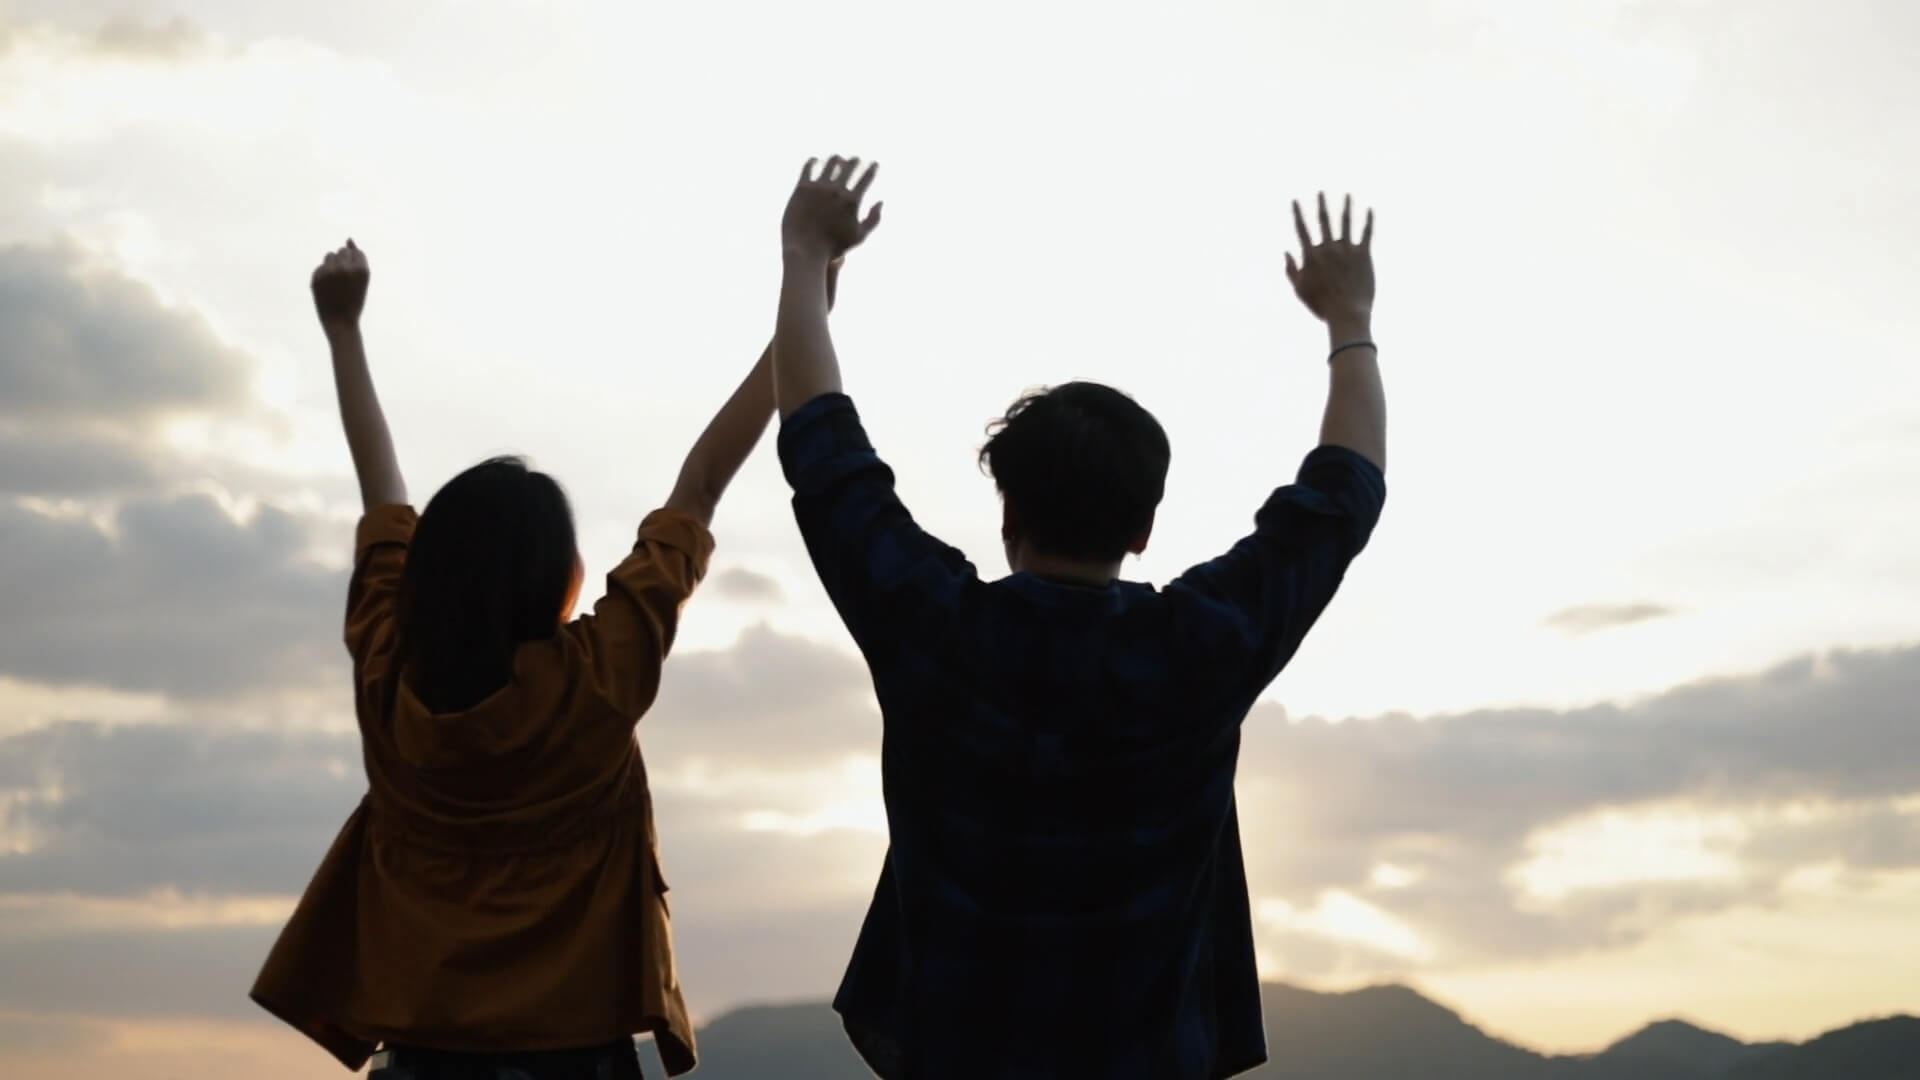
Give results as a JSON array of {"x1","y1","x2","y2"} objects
[
  {"x1": 1284, "y1": 251, "x2": 1299, "y2": 281},
  {"x1": 800, "y1": 157, "x2": 818, "y2": 183},
  {"x1": 1316, "y1": 192, "x2": 1332, "y2": 244},
  {"x1": 853, "y1": 161, "x2": 879, "y2": 200},
  {"x1": 840, "y1": 157, "x2": 862, "y2": 188},
  {"x1": 822, "y1": 155, "x2": 846, "y2": 183},
  {"x1": 1339, "y1": 195, "x2": 1352, "y2": 243},
  {"x1": 860, "y1": 201, "x2": 884, "y2": 238},
  {"x1": 1292, "y1": 200, "x2": 1313, "y2": 254},
  {"x1": 1361, "y1": 208, "x2": 1375, "y2": 247}
]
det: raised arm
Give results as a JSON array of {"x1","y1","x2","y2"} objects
[
  {"x1": 664, "y1": 259, "x2": 853, "y2": 525},
  {"x1": 774, "y1": 155, "x2": 883, "y2": 419},
  {"x1": 1167, "y1": 193, "x2": 1386, "y2": 691},
  {"x1": 769, "y1": 155, "x2": 978, "y2": 655},
  {"x1": 1289, "y1": 193, "x2": 1385, "y2": 471},
  {"x1": 314, "y1": 240, "x2": 407, "y2": 510}
]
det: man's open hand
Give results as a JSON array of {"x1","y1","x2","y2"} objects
[
  {"x1": 782, "y1": 156, "x2": 882, "y2": 263},
  {"x1": 1286, "y1": 193, "x2": 1374, "y2": 327},
  {"x1": 312, "y1": 240, "x2": 370, "y2": 331}
]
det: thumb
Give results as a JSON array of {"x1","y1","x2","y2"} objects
[{"x1": 860, "y1": 201, "x2": 884, "y2": 237}]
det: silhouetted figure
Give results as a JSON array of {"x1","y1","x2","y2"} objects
[
  {"x1": 250, "y1": 240, "x2": 857, "y2": 1079},
  {"x1": 770, "y1": 157, "x2": 1387, "y2": 1078}
]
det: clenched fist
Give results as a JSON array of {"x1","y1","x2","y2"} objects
[{"x1": 311, "y1": 240, "x2": 370, "y2": 330}]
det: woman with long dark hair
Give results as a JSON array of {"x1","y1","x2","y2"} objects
[{"x1": 250, "y1": 235, "x2": 868, "y2": 1079}]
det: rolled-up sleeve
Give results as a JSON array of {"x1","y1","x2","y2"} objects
[
  {"x1": 778, "y1": 393, "x2": 976, "y2": 656},
  {"x1": 344, "y1": 504, "x2": 418, "y2": 684},
  {"x1": 1168, "y1": 445, "x2": 1386, "y2": 689},
  {"x1": 564, "y1": 508, "x2": 715, "y2": 721}
]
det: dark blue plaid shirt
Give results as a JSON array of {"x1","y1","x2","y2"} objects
[{"x1": 778, "y1": 393, "x2": 1386, "y2": 1080}]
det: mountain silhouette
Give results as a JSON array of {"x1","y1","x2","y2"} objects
[
  {"x1": 1251, "y1": 982, "x2": 1548, "y2": 1078},
  {"x1": 666, "y1": 983, "x2": 1920, "y2": 1079},
  {"x1": 681, "y1": 1003, "x2": 870, "y2": 1079},
  {"x1": 1583, "y1": 1017, "x2": 1787, "y2": 1078},
  {"x1": 1723, "y1": 1016, "x2": 1920, "y2": 1080}
]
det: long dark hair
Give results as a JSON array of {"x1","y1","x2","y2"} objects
[{"x1": 394, "y1": 456, "x2": 579, "y2": 714}]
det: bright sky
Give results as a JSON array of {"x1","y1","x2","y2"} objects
[{"x1": 2, "y1": 1, "x2": 1918, "y2": 1077}]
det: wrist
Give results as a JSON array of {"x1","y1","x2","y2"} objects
[
  {"x1": 1324, "y1": 314, "x2": 1373, "y2": 346},
  {"x1": 782, "y1": 244, "x2": 836, "y2": 270},
  {"x1": 322, "y1": 320, "x2": 362, "y2": 345}
]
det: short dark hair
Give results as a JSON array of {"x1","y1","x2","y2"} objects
[
  {"x1": 978, "y1": 381, "x2": 1170, "y2": 562},
  {"x1": 395, "y1": 456, "x2": 578, "y2": 714}
]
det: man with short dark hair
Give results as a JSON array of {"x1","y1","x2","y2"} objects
[
  {"x1": 978, "y1": 380, "x2": 1171, "y2": 570},
  {"x1": 770, "y1": 155, "x2": 1387, "y2": 1080}
]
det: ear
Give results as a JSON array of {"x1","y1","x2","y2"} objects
[
  {"x1": 1126, "y1": 511, "x2": 1155, "y2": 556},
  {"x1": 1001, "y1": 500, "x2": 1020, "y2": 543}
]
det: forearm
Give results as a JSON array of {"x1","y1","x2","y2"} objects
[
  {"x1": 326, "y1": 325, "x2": 407, "y2": 509},
  {"x1": 666, "y1": 258, "x2": 843, "y2": 523},
  {"x1": 1316, "y1": 318, "x2": 1386, "y2": 471},
  {"x1": 773, "y1": 251, "x2": 841, "y2": 419},
  {"x1": 665, "y1": 345, "x2": 777, "y2": 525}
]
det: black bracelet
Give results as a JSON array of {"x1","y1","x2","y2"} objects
[{"x1": 1329, "y1": 340, "x2": 1377, "y2": 362}]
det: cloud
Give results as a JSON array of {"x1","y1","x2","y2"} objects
[
  {"x1": 708, "y1": 567, "x2": 786, "y2": 604},
  {"x1": 0, "y1": 425, "x2": 159, "y2": 496},
  {"x1": 0, "y1": 239, "x2": 259, "y2": 498},
  {"x1": 646, "y1": 623, "x2": 878, "y2": 768},
  {"x1": 0, "y1": 240, "x2": 248, "y2": 418},
  {"x1": 0, "y1": 924, "x2": 274, "y2": 1023},
  {"x1": 1542, "y1": 603, "x2": 1677, "y2": 635},
  {"x1": 0, "y1": 632, "x2": 1916, "y2": 1037},
  {"x1": 0, "y1": 12, "x2": 209, "y2": 64},
  {"x1": 1234, "y1": 643, "x2": 1920, "y2": 969},
  {"x1": 0, "y1": 495, "x2": 344, "y2": 698},
  {"x1": 0, "y1": 231, "x2": 353, "y2": 699},
  {"x1": 0, "y1": 1013, "x2": 107, "y2": 1055},
  {"x1": 0, "y1": 722, "x2": 360, "y2": 897},
  {"x1": 86, "y1": 17, "x2": 208, "y2": 61}
]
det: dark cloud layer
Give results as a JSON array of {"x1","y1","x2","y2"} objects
[
  {"x1": 0, "y1": 722, "x2": 360, "y2": 897},
  {"x1": 0, "y1": 241, "x2": 249, "y2": 426},
  {"x1": 0, "y1": 236, "x2": 269, "y2": 507},
  {"x1": 0, "y1": 424, "x2": 161, "y2": 496},
  {"x1": 1235, "y1": 645, "x2": 1920, "y2": 966},
  {"x1": 646, "y1": 622, "x2": 878, "y2": 766},
  {"x1": 0, "y1": 494, "x2": 344, "y2": 698},
  {"x1": 0, "y1": 637, "x2": 1915, "y2": 1036},
  {"x1": 0, "y1": 235, "x2": 349, "y2": 698}
]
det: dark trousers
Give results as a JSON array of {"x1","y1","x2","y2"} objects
[{"x1": 368, "y1": 1039, "x2": 645, "y2": 1080}]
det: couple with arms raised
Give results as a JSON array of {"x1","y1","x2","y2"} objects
[{"x1": 252, "y1": 157, "x2": 1387, "y2": 1080}]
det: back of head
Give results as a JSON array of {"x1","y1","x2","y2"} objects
[
  {"x1": 395, "y1": 456, "x2": 579, "y2": 714},
  {"x1": 980, "y1": 381, "x2": 1171, "y2": 563}
]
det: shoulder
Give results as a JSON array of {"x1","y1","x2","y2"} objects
[{"x1": 777, "y1": 392, "x2": 886, "y2": 494}]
